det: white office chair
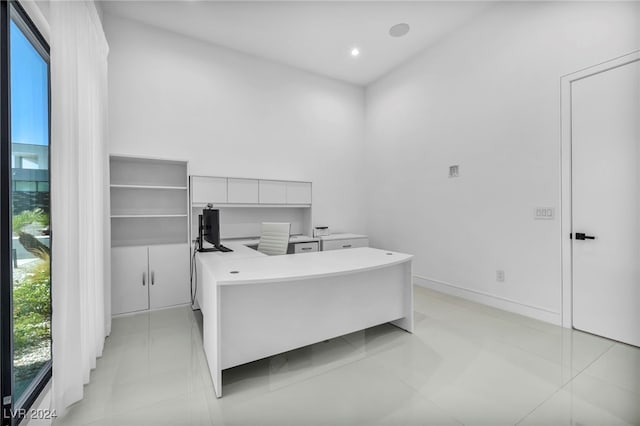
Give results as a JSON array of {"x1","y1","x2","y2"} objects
[{"x1": 257, "y1": 222, "x2": 291, "y2": 256}]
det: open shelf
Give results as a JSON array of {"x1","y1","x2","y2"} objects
[
  {"x1": 110, "y1": 156, "x2": 188, "y2": 247},
  {"x1": 111, "y1": 186, "x2": 188, "y2": 216},
  {"x1": 110, "y1": 156, "x2": 187, "y2": 187},
  {"x1": 190, "y1": 205, "x2": 311, "y2": 241},
  {"x1": 111, "y1": 216, "x2": 188, "y2": 247}
]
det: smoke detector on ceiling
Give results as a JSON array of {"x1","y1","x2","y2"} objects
[{"x1": 389, "y1": 23, "x2": 410, "y2": 38}]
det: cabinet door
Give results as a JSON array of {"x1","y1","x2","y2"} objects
[
  {"x1": 191, "y1": 176, "x2": 227, "y2": 204},
  {"x1": 286, "y1": 182, "x2": 312, "y2": 204},
  {"x1": 228, "y1": 178, "x2": 259, "y2": 203},
  {"x1": 111, "y1": 246, "x2": 149, "y2": 315},
  {"x1": 259, "y1": 180, "x2": 287, "y2": 204},
  {"x1": 148, "y1": 244, "x2": 190, "y2": 309}
]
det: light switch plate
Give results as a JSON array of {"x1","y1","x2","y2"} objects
[
  {"x1": 534, "y1": 207, "x2": 555, "y2": 220},
  {"x1": 449, "y1": 165, "x2": 459, "y2": 178}
]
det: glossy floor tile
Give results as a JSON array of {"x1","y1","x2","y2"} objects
[{"x1": 53, "y1": 287, "x2": 640, "y2": 426}]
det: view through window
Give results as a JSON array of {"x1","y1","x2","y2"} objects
[{"x1": 9, "y1": 10, "x2": 51, "y2": 403}]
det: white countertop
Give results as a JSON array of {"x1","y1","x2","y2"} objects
[{"x1": 197, "y1": 242, "x2": 411, "y2": 286}]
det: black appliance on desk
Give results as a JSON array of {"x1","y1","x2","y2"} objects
[{"x1": 198, "y1": 208, "x2": 233, "y2": 252}]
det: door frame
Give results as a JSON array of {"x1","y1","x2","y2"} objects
[{"x1": 560, "y1": 50, "x2": 640, "y2": 328}]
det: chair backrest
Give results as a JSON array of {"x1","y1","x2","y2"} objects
[{"x1": 257, "y1": 222, "x2": 291, "y2": 256}]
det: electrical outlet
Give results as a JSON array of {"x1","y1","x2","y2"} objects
[
  {"x1": 496, "y1": 270, "x2": 505, "y2": 282},
  {"x1": 449, "y1": 165, "x2": 459, "y2": 178},
  {"x1": 534, "y1": 207, "x2": 554, "y2": 220}
]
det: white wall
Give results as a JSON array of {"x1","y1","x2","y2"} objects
[
  {"x1": 104, "y1": 14, "x2": 366, "y2": 234},
  {"x1": 365, "y1": 1, "x2": 640, "y2": 323}
]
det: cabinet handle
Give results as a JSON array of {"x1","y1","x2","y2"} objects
[
  {"x1": 142, "y1": 272, "x2": 146, "y2": 286},
  {"x1": 342, "y1": 244, "x2": 352, "y2": 248},
  {"x1": 301, "y1": 247, "x2": 312, "y2": 251},
  {"x1": 151, "y1": 271, "x2": 155, "y2": 285}
]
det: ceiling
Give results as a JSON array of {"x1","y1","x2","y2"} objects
[{"x1": 99, "y1": 1, "x2": 495, "y2": 86}]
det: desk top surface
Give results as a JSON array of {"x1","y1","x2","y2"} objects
[{"x1": 197, "y1": 243, "x2": 412, "y2": 286}]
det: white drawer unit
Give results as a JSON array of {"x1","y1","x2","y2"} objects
[
  {"x1": 293, "y1": 241, "x2": 319, "y2": 253},
  {"x1": 320, "y1": 234, "x2": 369, "y2": 251}
]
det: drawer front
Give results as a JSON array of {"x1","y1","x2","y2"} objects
[
  {"x1": 322, "y1": 238, "x2": 369, "y2": 251},
  {"x1": 294, "y1": 242, "x2": 319, "y2": 253}
]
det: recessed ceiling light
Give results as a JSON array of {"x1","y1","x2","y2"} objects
[
  {"x1": 389, "y1": 23, "x2": 410, "y2": 38},
  {"x1": 351, "y1": 48, "x2": 360, "y2": 57}
]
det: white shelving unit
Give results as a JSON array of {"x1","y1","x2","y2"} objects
[
  {"x1": 110, "y1": 156, "x2": 190, "y2": 315},
  {"x1": 110, "y1": 156, "x2": 189, "y2": 247}
]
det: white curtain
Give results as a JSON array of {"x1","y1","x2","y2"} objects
[{"x1": 49, "y1": 0, "x2": 110, "y2": 415}]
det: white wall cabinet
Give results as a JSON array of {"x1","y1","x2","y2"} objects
[
  {"x1": 228, "y1": 178, "x2": 259, "y2": 203},
  {"x1": 111, "y1": 244, "x2": 190, "y2": 315},
  {"x1": 191, "y1": 176, "x2": 227, "y2": 204},
  {"x1": 286, "y1": 181, "x2": 312, "y2": 204},
  {"x1": 259, "y1": 180, "x2": 287, "y2": 204},
  {"x1": 192, "y1": 176, "x2": 311, "y2": 206}
]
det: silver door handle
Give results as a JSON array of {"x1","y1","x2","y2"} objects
[
  {"x1": 151, "y1": 271, "x2": 155, "y2": 285},
  {"x1": 342, "y1": 244, "x2": 352, "y2": 248},
  {"x1": 142, "y1": 272, "x2": 146, "y2": 286}
]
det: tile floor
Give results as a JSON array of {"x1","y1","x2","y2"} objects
[{"x1": 53, "y1": 287, "x2": 640, "y2": 425}]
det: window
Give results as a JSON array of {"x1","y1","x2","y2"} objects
[{"x1": 1, "y1": 1, "x2": 51, "y2": 424}]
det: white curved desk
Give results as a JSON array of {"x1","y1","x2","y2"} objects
[{"x1": 196, "y1": 243, "x2": 413, "y2": 397}]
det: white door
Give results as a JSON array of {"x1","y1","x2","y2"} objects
[
  {"x1": 148, "y1": 244, "x2": 191, "y2": 309},
  {"x1": 111, "y1": 246, "x2": 149, "y2": 315},
  {"x1": 571, "y1": 59, "x2": 640, "y2": 347}
]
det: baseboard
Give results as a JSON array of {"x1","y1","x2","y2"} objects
[
  {"x1": 111, "y1": 302, "x2": 192, "y2": 318},
  {"x1": 414, "y1": 275, "x2": 562, "y2": 326}
]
